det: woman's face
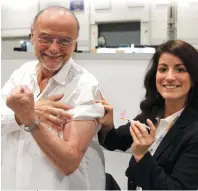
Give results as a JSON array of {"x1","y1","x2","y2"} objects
[{"x1": 156, "y1": 53, "x2": 192, "y2": 105}]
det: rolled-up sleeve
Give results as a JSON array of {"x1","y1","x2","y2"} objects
[{"x1": 67, "y1": 82, "x2": 104, "y2": 132}]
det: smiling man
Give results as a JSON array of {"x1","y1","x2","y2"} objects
[{"x1": 1, "y1": 6, "x2": 105, "y2": 190}]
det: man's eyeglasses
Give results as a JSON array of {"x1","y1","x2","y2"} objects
[{"x1": 37, "y1": 36, "x2": 77, "y2": 48}]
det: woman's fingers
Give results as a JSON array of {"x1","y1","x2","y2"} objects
[
  {"x1": 130, "y1": 125, "x2": 139, "y2": 144},
  {"x1": 146, "y1": 119, "x2": 156, "y2": 137},
  {"x1": 98, "y1": 105, "x2": 113, "y2": 124},
  {"x1": 98, "y1": 117, "x2": 105, "y2": 125},
  {"x1": 134, "y1": 121, "x2": 149, "y2": 137},
  {"x1": 95, "y1": 100, "x2": 108, "y2": 105},
  {"x1": 132, "y1": 124, "x2": 145, "y2": 143},
  {"x1": 103, "y1": 105, "x2": 113, "y2": 112},
  {"x1": 99, "y1": 91, "x2": 106, "y2": 101},
  {"x1": 95, "y1": 92, "x2": 108, "y2": 105},
  {"x1": 130, "y1": 120, "x2": 157, "y2": 158}
]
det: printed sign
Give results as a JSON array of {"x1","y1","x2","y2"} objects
[{"x1": 70, "y1": 0, "x2": 84, "y2": 12}]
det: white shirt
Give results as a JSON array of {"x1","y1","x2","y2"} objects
[
  {"x1": 1, "y1": 58, "x2": 106, "y2": 190},
  {"x1": 148, "y1": 107, "x2": 184, "y2": 156}
]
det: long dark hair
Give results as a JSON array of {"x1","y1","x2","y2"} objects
[{"x1": 134, "y1": 40, "x2": 198, "y2": 124}]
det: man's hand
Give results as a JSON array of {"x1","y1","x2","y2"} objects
[
  {"x1": 6, "y1": 85, "x2": 37, "y2": 126},
  {"x1": 35, "y1": 94, "x2": 73, "y2": 130}
]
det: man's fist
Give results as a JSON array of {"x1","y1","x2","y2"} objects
[{"x1": 6, "y1": 85, "x2": 36, "y2": 126}]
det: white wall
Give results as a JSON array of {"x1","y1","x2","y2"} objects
[{"x1": 103, "y1": 150, "x2": 131, "y2": 190}]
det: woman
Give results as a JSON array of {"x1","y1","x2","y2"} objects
[{"x1": 97, "y1": 40, "x2": 198, "y2": 190}]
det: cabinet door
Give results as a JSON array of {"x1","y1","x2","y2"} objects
[
  {"x1": 150, "y1": 1, "x2": 170, "y2": 44},
  {"x1": 1, "y1": 0, "x2": 39, "y2": 37},
  {"x1": 176, "y1": 1, "x2": 198, "y2": 47},
  {"x1": 39, "y1": 0, "x2": 70, "y2": 10}
]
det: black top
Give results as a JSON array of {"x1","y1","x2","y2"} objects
[{"x1": 99, "y1": 105, "x2": 198, "y2": 190}]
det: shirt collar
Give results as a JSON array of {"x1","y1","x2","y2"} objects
[
  {"x1": 52, "y1": 58, "x2": 73, "y2": 85},
  {"x1": 30, "y1": 58, "x2": 73, "y2": 85},
  {"x1": 30, "y1": 61, "x2": 39, "y2": 82},
  {"x1": 157, "y1": 107, "x2": 185, "y2": 127}
]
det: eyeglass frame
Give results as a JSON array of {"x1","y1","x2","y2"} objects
[{"x1": 37, "y1": 35, "x2": 78, "y2": 48}]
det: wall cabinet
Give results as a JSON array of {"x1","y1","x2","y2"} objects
[
  {"x1": 150, "y1": 1, "x2": 170, "y2": 45},
  {"x1": 1, "y1": 0, "x2": 39, "y2": 37},
  {"x1": 176, "y1": 1, "x2": 198, "y2": 47}
]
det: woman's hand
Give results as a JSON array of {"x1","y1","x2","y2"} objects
[
  {"x1": 130, "y1": 119, "x2": 156, "y2": 162},
  {"x1": 95, "y1": 92, "x2": 114, "y2": 132}
]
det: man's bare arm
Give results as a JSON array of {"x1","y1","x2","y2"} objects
[
  {"x1": 6, "y1": 85, "x2": 98, "y2": 175},
  {"x1": 32, "y1": 119, "x2": 97, "y2": 175}
]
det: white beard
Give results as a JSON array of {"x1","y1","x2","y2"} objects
[{"x1": 41, "y1": 61, "x2": 64, "y2": 72}]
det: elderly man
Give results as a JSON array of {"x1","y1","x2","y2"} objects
[{"x1": 1, "y1": 6, "x2": 105, "y2": 190}]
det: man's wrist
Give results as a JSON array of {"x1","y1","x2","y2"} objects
[
  {"x1": 24, "y1": 116, "x2": 40, "y2": 133},
  {"x1": 24, "y1": 115, "x2": 38, "y2": 127},
  {"x1": 15, "y1": 113, "x2": 37, "y2": 127},
  {"x1": 15, "y1": 114, "x2": 23, "y2": 126}
]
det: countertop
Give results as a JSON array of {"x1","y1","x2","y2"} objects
[{"x1": 2, "y1": 51, "x2": 153, "y2": 60}]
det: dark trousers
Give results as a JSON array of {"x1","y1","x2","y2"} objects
[{"x1": 105, "y1": 173, "x2": 121, "y2": 190}]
